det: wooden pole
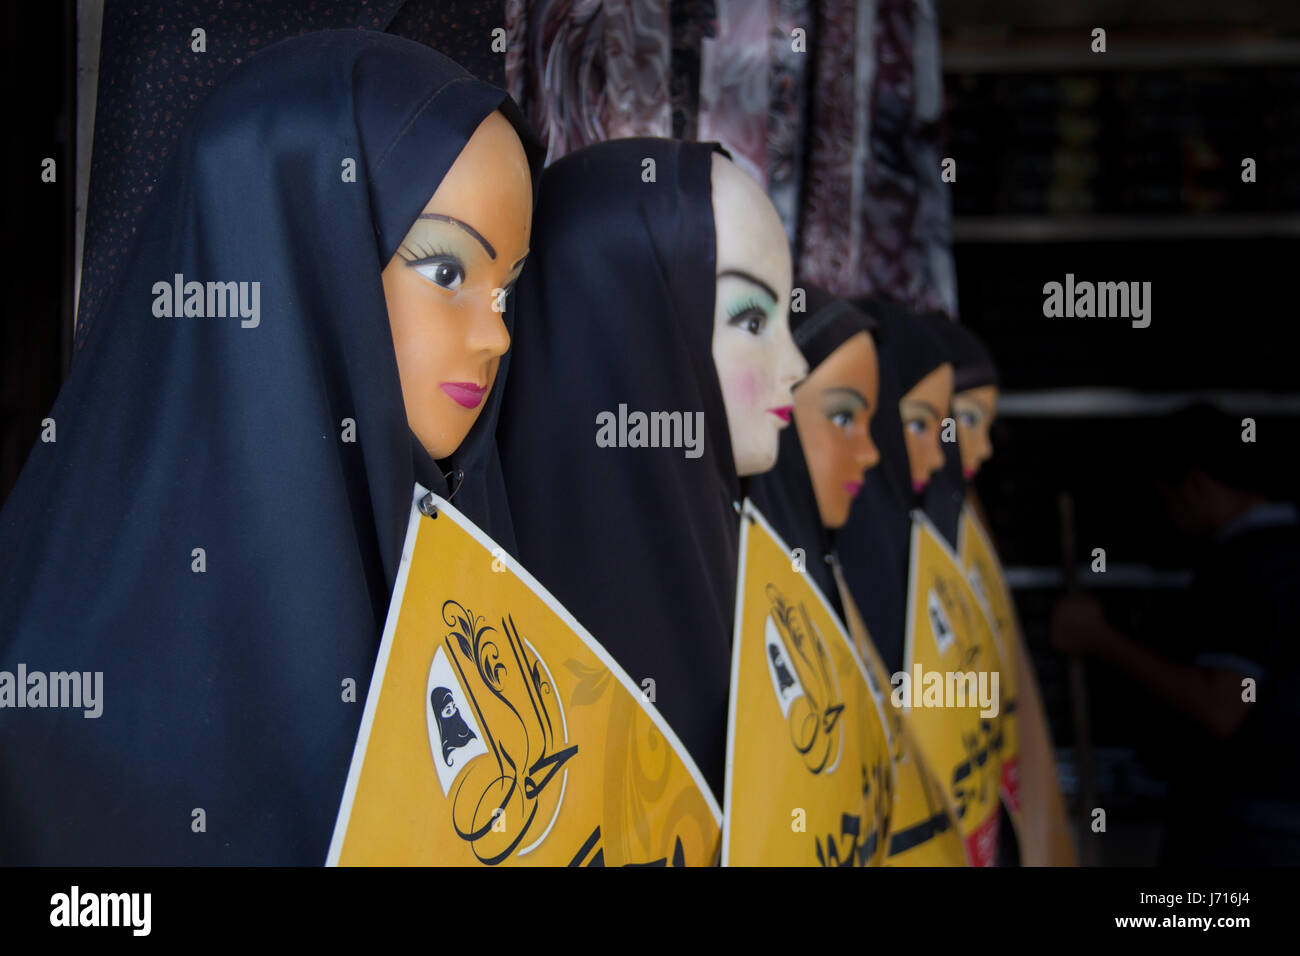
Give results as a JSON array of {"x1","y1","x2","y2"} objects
[{"x1": 1058, "y1": 491, "x2": 1098, "y2": 866}]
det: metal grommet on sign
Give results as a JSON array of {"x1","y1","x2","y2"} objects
[{"x1": 419, "y1": 469, "x2": 465, "y2": 520}]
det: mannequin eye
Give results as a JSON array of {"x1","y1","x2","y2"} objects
[
  {"x1": 830, "y1": 410, "x2": 854, "y2": 429},
  {"x1": 727, "y1": 301, "x2": 769, "y2": 336},
  {"x1": 905, "y1": 419, "x2": 929, "y2": 436},
  {"x1": 957, "y1": 410, "x2": 979, "y2": 428},
  {"x1": 410, "y1": 255, "x2": 465, "y2": 291}
]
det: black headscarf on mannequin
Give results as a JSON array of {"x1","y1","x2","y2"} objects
[
  {"x1": 497, "y1": 138, "x2": 739, "y2": 800},
  {"x1": 923, "y1": 318, "x2": 999, "y2": 546},
  {"x1": 0, "y1": 30, "x2": 542, "y2": 864},
  {"x1": 837, "y1": 299, "x2": 950, "y2": 673},
  {"x1": 749, "y1": 285, "x2": 877, "y2": 615}
]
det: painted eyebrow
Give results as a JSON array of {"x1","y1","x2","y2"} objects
[
  {"x1": 902, "y1": 400, "x2": 941, "y2": 420},
  {"x1": 822, "y1": 386, "x2": 870, "y2": 410},
  {"x1": 417, "y1": 213, "x2": 496, "y2": 260},
  {"x1": 716, "y1": 269, "x2": 777, "y2": 304}
]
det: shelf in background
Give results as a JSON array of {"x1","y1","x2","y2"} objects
[
  {"x1": 1004, "y1": 565, "x2": 1193, "y2": 589},
  {"x1": 952, "y1": 214, "x2": 1300, "y2": 243},
  {"x1": 942, "y1": 40, "x2": 1300, "y2": 74},
  {"x1": 995, "y1": 388, "x2": 1300, "y2": 418}
]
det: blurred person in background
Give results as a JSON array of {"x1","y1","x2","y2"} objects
[{"x1": 1051, "y1": 404, "x2": 1300, "y2": 865}]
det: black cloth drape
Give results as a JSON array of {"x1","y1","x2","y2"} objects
[
  {"x1": 749, "y1": 284, "x2": 877, "y2": 614},
  {"x1": 497, "y1": 137, "x2": 740, "y2": 800},
  {"x1": 0, "y1": 30, "x2": 542, "y2": 864},
  {"x1": 837, "y1": 299, "x2": 948, "y2": 672}
]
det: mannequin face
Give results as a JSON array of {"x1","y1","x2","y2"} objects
[
  {"x1": 382, "y1": 110, "x2": 533, "y2": 460},
  {"x1": 953, "y1": 385, "x2": 999, "y2": 480},
  {"x1": 899, "y1": 363, "x2": 954, "y2": 494},
  {"x1": 793, "y1": 332, "x2": 881, "y2": 529},
  {"x1": 710, "y1": 154, "x2": 807, "y2": 477}
]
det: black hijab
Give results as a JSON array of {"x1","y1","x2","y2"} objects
[
  {"x1": 0, "y1": 30, "x2": 542, "y2": 864},
  {"x1": 497, "y1": 138, "x2": 738, "y2": 800},
  {"x1": 923, "y1": 318, "x2": 999, "y2": 546},
  {"x1": 749, "y1": 285, "x2": 877, "y2": 613},
  {"x1": 836, "y1": 299, "x2": 950, "y2": 673}
]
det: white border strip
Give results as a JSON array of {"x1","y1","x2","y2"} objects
[
  {"x1": 326, "y1": 485, "x2": 425, "y2": 866},
  {"x1": 901, "y1": 518, "x2": 923, "y2": 715},
  {"x1": 955, "y1": 506, "x2": 1009, "y2": 660},
  {"x1": 720, "y1": 506, "x2": 749, "y2": 868}
]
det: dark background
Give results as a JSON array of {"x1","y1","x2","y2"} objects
[
  {"x1": 942, "y1": 0, "x2": 1300, "y2": 863},
  {"x1": 2, "y1": 0, "x2": 73, "y2": 503}
]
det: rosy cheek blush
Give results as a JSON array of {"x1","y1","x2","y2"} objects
[{"x1": 724, "y1": 369, "x2": 763, "y2": 411}]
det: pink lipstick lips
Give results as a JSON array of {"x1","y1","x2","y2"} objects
[
  {"x1": 769, "y1": 406, "x2": 793, "y2": 424},
  {"x1": 844, "y1": 480, "x2": 863, "y2": 497},
  {"x1": 440, "y1": 382, "x2": 487, "y2": 409}
]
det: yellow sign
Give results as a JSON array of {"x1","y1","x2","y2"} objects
[
  {"x1": 957, "y1": 502, "x2": 1077, "y2": 866},
  {"x1": 958, "y1": 505, "x2": 1021, "y2": 826},
  {"x1": 832, "y1": 565, "x2": 967, "y2": 866},
  {"x1": 328, "y1": 487, "x2": 722, "y2": 866},
  {"x1": 903, "y1": 511, "x2": 1005, "y2": 867},
  {"x1": 723, "y1": 502, "x2": 893, "y2": 866}
]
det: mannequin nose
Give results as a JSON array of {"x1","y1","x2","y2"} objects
[
  {"x1": 857, "y1": 432, "x2": 880, "y2": 472},
  {"x1": 468, "y1": 297, "x2": 511, "y2": 358},
  {"x1": 925, "y1": 436, "x2": 946, "y2": 478},
  {"x1": 777, "y1": 330, "x2": 809, "y2": 387}
]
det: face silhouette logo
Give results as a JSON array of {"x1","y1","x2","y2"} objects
[
  {"x1": 769, "y1": 643, "x2": 797, "y2": 698},
  {"x1": 927, "y1": 586, "x2": 955, "y2": 656},
  {"x1": 427, "y1": 600, "x2": 578, "y2": 865},
  {"x1": 764, "y1": 584, "x2": 845, "y2": 776},
  {"x1": 426, "y1": 646, "x2": 490, "y2": 799},
  {"x1": 430, "y1": 686, "x2": 477, "y2": 766}
]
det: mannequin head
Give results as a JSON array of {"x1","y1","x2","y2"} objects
[
  {"x1": 710, "y1": 154, "x2": 807, "y2": 477},
  {"x1": 953, "y1": 384, "x2": 999, "y2": 480},
  {"x1": 382, "y1": 110, "x2": 533, "y2": 460},
  {"x1": 900, "y1": 362, "x2": 954, "y2": 494},
  {"x1": 793, "y1": 332, "x2": 881, "y2": 528}
]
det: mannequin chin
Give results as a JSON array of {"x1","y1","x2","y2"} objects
[
  {"x1": 381, "y1": 110, "x2": 533, "y2": 461},
  {"x1": 953, "y1": 385, "x2": 999, "y2": 480},
  {"x1": 709, "y1": 154, "x2": 807, "y2": 478},
  {"x1": 793, "y1": 332, "x2": 881, "y2": 529},
  {"x1": 900, "y1": 362, "x2": 954, "y2": 495}
]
